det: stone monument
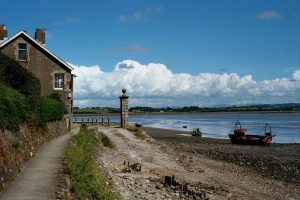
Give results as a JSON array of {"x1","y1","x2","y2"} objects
[{"x1": 119, "y1": 89, "x2": 129, "y2": 128}]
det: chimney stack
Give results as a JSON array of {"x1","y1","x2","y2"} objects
[
  {"x1": 0, "y1": 24, "x2": 8, "y2": 40},
  {"x1": 35, "y1": 28, "x2": 45, "y2": 45}
]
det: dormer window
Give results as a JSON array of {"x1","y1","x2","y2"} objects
[
  {"x1": 54, "y1": 74, "x2": 64, "y2": 89},
  {"x1": 18, "y1": 43, "x2": 27, "y2": 61}
]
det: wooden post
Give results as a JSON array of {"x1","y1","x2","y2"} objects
[
  {"x1": 101, "y1": 117, "x2": 104, "y2": 125},
  {"x1": 108, "y1": 117, "x2": 110, "y2": 126}
]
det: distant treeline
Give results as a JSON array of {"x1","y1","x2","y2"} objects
[
  {"x1": 129, "y1": 104, "x2": 300, "y2": 113},
  {"x1": 73, "y1": 107, "x2": 120, "y2": 114},
  {"x1": 73, "y1": 103, "x2": 300, "y2": 114}
]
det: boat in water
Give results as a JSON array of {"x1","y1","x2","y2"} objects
[{"x1": 229, "y1": 121, "x2": 275, "y2": 145}]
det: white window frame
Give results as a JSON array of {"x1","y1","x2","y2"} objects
[
  {"x1": 54, "y1": 73, "x2": 64, "y2": 90},
  {"x1": 18, "y1": 43, "x2": 27, "y2": 61}
]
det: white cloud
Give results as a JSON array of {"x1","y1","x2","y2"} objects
[
  {"x1": 118, "y1": 11, "x2": 145, "y2": 22},
  {"x1": 256, "y1": 10, "x2": 282, "y2": 21},
  {"x1": 118, "y1": 4, "x2": 162, "y2": 22},
  {"x1": 293, "y1": 69, "x2": 300, "y2": 81},
  {"x1": 71, "y1": 60, "x2": 300, "y2": 107}
]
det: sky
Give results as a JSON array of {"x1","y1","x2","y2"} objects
[{"x1": 1, "y1": 0, "x2": 299, "y2": 107}]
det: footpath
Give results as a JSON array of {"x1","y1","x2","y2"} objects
[{"x1": 0, "y1": 132, "x2": 72, "y2": 200}]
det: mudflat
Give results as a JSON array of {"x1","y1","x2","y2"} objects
[{"x1": 143, "y1": 127, "x2": 300, "y2": 184}]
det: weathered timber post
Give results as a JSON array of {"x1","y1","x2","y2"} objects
[
  {"x1": 101, "y1": 117, "x2": 104, "y2": 125},
  {"x1": 119, "y1": 89, "x2": 129, "y2": 128},
  {"x1": 108, "y1": 117, "x2": 110, "y2": 126}
]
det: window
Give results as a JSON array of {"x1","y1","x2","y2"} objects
[
  {"x1": 18, "y1": 43, "x2": 27, "y2": 61},
  {"x1": 54, "y1": 74, "x2": 64, "y2": 89}
]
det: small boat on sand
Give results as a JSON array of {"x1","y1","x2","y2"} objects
[
  {"x1": 191, "y1": 128, "x2": 202, "y2": 137},
  {"x1": 229, "y1": 121, "x2": 275, "y2": 145},
  {"x1": 135, "y1": 123, "x2": 142, "y2": 127}
]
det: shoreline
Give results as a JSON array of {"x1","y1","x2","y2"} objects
[
  {"x1": 142, "y1": 127, "x2": 300, "y2": 184},
  {"x1": 142, "y1": 126, "x2": 300, "y2": 145},
  {"x1": 73, "y1": 111, "x2": 300, "y2": 116}
]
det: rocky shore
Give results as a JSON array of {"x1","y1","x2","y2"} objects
[
  {"x1": 96, "y1": 126, "x2": 299, "y2": 200},
  {"x1": 143, "y1": 127, "x2": 300, "y2": 184}
]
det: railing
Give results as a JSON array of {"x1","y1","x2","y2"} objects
[{"x1": 72, "y1": 115, "x2": 117, "y2": 126}]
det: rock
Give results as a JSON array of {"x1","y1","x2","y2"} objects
[
  {"x1": 30, "y1": 151, "x2": 33, "y2": 157},
  {"x1": 155, "y1": 184, "x2": 162, "y2": 189}
]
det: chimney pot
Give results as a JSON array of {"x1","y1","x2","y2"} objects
[
  {"x1": 0, "y1": 24, "x2": 8, "y2": 40},
  {"x1": 35, "y1": 28, "x2": 45, "y2": 45}
]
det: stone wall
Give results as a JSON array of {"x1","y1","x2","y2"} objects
[{"x1": 0, "y1": 121, "x2": 67, "y2": 191}]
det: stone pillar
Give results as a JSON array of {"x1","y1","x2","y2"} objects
[{"x1": 119, "y1": 89, "x2": 129, "y2": 128}]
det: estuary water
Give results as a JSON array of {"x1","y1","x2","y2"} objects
[{"x1": 74, "y1": 112, "x2": 300, "y2": 143}]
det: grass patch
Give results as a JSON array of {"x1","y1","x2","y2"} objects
[
  {"x1": 100, "y1": 133, "x2": 115, "y2": 149},
  {"x1": 64, "y1": 128, "x2": 121, "y2": 200},
  {"x1": 113, "y1": 131, "x2": 127, "y2": 140},
  {"x1": 126, "y1": 126, "x2": 146, "y2": 140}
]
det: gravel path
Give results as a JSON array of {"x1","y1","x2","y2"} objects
[{"x1": 0, "y1": 133, "x2": 71, "y2": 200}]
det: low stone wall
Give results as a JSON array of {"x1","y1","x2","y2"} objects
[{"x1": 0, "y1": 121, "x2": 67, "y2": 190}]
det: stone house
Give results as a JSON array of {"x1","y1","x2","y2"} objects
[{"x1": 0, "y1": 24, "x2": 75, "y2": 127}]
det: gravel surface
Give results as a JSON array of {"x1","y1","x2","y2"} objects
[
  {"x1": 143, "y1": 127, "x2": 300, "y2": 184},
  {"x1": 97, "y1": 126, "x2": 300, "y2": 200}
]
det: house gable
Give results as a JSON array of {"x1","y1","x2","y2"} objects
[
  {"x1": 0, "y1": 29, "x2": 74, "y2": 115},
  {"x1": 0, "y1": 31, "x2": 73, "y2": 73}
]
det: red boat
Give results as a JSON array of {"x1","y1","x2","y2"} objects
[{"x1": 229, "y1": 122, "x2": 275, "y2": 145}]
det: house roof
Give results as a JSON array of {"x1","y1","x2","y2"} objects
[{"x1": 0, "y1": 31, "x2": 74, "y2": 71}]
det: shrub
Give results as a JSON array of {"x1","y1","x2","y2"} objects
[
  {"x1": 47, "y1": 92, "x2": 68, "y2": 114},
  {"x1": 0, "y1": 52, "x2": 41, "y2": 99},
  {"x1": 0, "y1": 83, "x2": 30, "y2": 131},
  {"x1": 0, "y1": 52, "x2": 41, "y2": 124},
  {"x1": 48, "y1": 92, "x2": 62, "y2": 102},
  {"x1": 40, "y1": 96, "x2": 65, "y2": 123}
]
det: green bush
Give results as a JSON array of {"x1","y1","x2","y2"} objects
[
  {"x1": 47, "y1": 92, "x2": 68, "y2": 114},
  {"x1": 0, "y1": 83, "x2": 30, "y2": 131},
  {"x1": 64, "y1": 128, "x2": 121, "y2": 200},
  {"x1": 0, "y1": 52, "x2": 41, "y2": 98},
  {"x1": 40, "y1": 96, "x2": 65, "y2": 123},
  {"x1": 47, "y1": 92, "x2": 62, "y2": 102},
  {"x1": 0, "y1": 52, "x2": 41, "y2": 125}
]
